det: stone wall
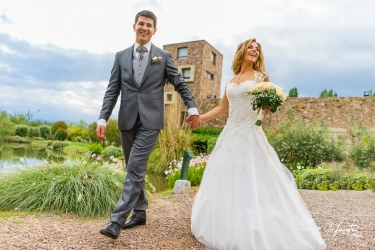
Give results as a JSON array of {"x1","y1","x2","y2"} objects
[
  {"x1": 196, "y1": 99, "x2": 228, "y2": 128},
  {"x1": 197, "y1": 97, "x2": 375, "y2": 130}
]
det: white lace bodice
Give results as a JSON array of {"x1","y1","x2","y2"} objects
[{"x1": 225, "y1": 71, "x2": 265, "y2": 124}]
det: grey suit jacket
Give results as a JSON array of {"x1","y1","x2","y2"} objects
[{"x1": 99, "y1": 43, "x2": 197, "y2": 130}]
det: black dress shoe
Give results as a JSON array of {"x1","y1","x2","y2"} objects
[
  {"x1": 100, "y1": 222, "x2": 121, "y2": 239},
  {"x1": 122, "y1": 214, "x2": 146, "y2": 229}
]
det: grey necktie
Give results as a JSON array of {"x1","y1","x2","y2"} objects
[{"x1": 136, "y1": 46, "x2": 147, "y2": 61}]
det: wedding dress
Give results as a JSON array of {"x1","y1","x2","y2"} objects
[{"x1": 191, "y1": 72, "x2": 326, "y2": 250}]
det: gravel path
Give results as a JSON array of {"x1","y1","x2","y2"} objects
[{"x1": 1, "y1": 189, "x2": 375, "y2": 249}]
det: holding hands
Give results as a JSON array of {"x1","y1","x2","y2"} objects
[{"x1": 186, "y1": 115, "x2": 201, "y2": 130}]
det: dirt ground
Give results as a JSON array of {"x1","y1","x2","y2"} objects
[{"x1": 1, "y1": 189, "x2": 375, "y2": 250}]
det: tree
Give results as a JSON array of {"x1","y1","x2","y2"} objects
[
  {"x1": 288, "y1": 87, "x2": 298, "y2": 97},
  {"x1": 68, "y1": 124, "x2": 83, "y2": 141},
  {"x1": 55, "y1": 129, "x2": 68, "y2": 141},
  {"x1": 105, "y1": 118, "x2": 121, "y2": 146},
  {"x1": 39, "y1": 126, "x2": 51, "y2": 139},
  {"x1": 15, "y1": 125, "x2": 29, "y2": 137},
  {"x1": 0, "y1": 111, "x2": 16, "y2": 139},
  {"x1": 83, "y1": 122, "x2": 101, "y2": 143},
  {"x1": 367, "y1": 89, "x2": 375, "y2": 97},
  {"x1": 51, "y1": 121, "x2": 68, "y2": 135},
  {"x1": 28, "y1": 127, "x2": 41, "y2": 138},
  {"x1": 8, "y1": 110, "x2": 40, "y2": 125},
  {"x1": 320, "y1": 89, "x2": 337, "y2": 97}
]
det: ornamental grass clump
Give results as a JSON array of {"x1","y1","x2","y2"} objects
[
  {"x1": 150, "y1": 103, "x2": 192, "y2": 174},
  {"x1": 0, "y1": 159, "x2": 125, "y2": 217},
  {"x1": 247, "y1": 82, "x2": 287, "y2": 126}
]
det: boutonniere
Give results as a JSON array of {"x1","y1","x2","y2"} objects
[{"x1": 151, "y1": 55, "x2": 162, "y2": 64}]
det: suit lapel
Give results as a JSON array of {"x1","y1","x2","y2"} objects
[{"x1": 140, "y1": 43, "x2": 155, "y2": 86}]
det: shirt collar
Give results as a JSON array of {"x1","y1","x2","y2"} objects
[{"x1": 134, "y1": 41, "x2": 152, "y2": 53}]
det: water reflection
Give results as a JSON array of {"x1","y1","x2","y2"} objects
[
  {"x1": 0, "y1": 142, "x2": 77, "y2": 173},
  {"x1": 0, "y1": 142, "x2": 167, "y2": 192}
]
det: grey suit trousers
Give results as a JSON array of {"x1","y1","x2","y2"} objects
[{"x1": 110, "y1": 114, "x2": 160, "y2": 225}]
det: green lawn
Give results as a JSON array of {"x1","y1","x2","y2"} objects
[{"x1": 64, "y1": 142, "x2": 90, "y2": 153}]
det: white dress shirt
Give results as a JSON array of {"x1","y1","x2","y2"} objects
[{"x1": 98, "y1": 42, "x2": 199, "y2": 127}]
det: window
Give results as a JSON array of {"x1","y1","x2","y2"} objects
[
  {"x1": 206, "y1": 71, "x2": 213, "y2": 80},
  {"x1": 178, "y1": 65, "x2": 195, "y2": 82},
  {"x1": 210, "y1": 52, "x2": 216, "y2": 65},
  {"x1": 182, "y1": 68, "x2": 191, "y2": 79},
  {"x1": 178, "y1": 47, "x2": 188, "y2": 60},
  {"x1": 166, "y1": 93, "x2": 173, "y2": 102},
  {"x1": 164, "y1": 92, "x2": 177, "y2": 104}
]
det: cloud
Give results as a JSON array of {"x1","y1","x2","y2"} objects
[
  {"x1": 214, "y1": 20, "x2": 375, "y2": 98},
  {"x1": 134, "y1": 0, "x2": 162, "y2": 11},
  {"x1": 0, "y1": 33, "x2": 119, "y2": 123},
  {"x1": 0, "y1": 33, "x2": 114, "y2": 87},
  {"x1": 0, "y1": 13, "x2": 14, "y2": 24}
]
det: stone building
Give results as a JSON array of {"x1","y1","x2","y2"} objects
[{"x1": 163, "y1": 40, "x2": 223, "y2": 123}]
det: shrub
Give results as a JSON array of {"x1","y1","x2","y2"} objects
[
  {"x1": 15, "y1": 125, "x2": 29, "y2": 137},
  {"x1": 51, "y1": 121, "x2": 68, "y2": 135},
  {"x1": 288, "y1": 87, "x2": 298, "y2": 97},
  {"x1": 192, "y1": 126, "x2": 223, "y2": 137},
  {"x1": 207, "y1": 138, "x2": 217, "y2": 154},
  {"x1": 28, "y1": 127, "x2": 41, "y2": 138},
  {"x1": 54, "y1": 129, "x2": 68, "y2": 141},
  {"x1": 39, "y1": 126, "x2": 51, "y2": 140},
  {"x1": 33, "y1": 137, "x2": 45, "y2": 141},
  {"x1": 265, "y1": 119, "x2": 346, "y2": 171},
  {"x1": 167, "y1": 165, "x2": 206, "y2": 188},
  {"x1": 88, "y1": 143, "x2": 104, "y2": 155},
  {"x1": 296, "y1": 168, "x2": 373, "y2": 191},
  {"x1": 347, "y1": 117, "x2": 375, "y2": 170},
  {"x1": 5, "y1": 136, "x2": 31, "y2": 143},
  {"x1": 350, "y1": 136, "x2": 375, "y2": 170},
  {"x1": 104, "y1": 146, "x2": 123, "y2": 158},
  {"x1": 0, "y1": 159, "x2": 125, "y2": 217},
  {"x1": 166, "y1": 154, "x2": 210, "y2": 188},
  {"x1": 191, "y1": 127, "x2": 222, "y2": 154},
  {"x1": 52, "y1": 141, "x2": 69, "y2": 149},
  {"x1": 47, "y1": 141, "x2": 53, "y2": 146},
  {"x1": 0, "y1": 111, "x2": 16, "y2": 138}
]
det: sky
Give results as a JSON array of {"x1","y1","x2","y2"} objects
[{"x1": 1, "y1": 0, "x2": 374, "y2": 124}]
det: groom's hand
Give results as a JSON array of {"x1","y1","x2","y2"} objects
[
  {"x1": 186, "y1": 115, "x2": 200, "y2": 130},
  {"x1": 96, "y1": 125, "x2": 107, "y2": 140}
]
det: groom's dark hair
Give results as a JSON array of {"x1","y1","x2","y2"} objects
[{"x1": 135, "y1": 10, "x2": 157, "y2": 28}]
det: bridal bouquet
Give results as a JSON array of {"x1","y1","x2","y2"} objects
[{"x1": 247, "y1": 82, "x2": 287, "y2": 126}]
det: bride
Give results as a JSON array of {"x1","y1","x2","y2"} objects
[{"x1": 190, "y1": 38, "x2": 326, "y2": 250}]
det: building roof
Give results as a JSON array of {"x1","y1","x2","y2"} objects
[{"x1": 163, "y1": 40, "x2": 223, "y2": 56}]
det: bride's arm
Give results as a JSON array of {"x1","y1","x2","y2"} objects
[{"x1": 200, "y1": 90, "x2": 229, "y2": 123}]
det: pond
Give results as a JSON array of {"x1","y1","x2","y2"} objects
[{"x1": 0, "y1": 142, "x2": 167, "y2": 192}]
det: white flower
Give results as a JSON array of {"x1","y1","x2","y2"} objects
[{"x1": 77, "y1": 193, "x2": 83, "y2": 203}]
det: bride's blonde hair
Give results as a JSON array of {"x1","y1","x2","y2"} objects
[{"x1": 231, "y1": 38, "x2": 267, "y2": 77}]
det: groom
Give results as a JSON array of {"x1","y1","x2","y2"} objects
[{"x1": 96, "y1": 10, "x2": 200, "y2": 239}]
